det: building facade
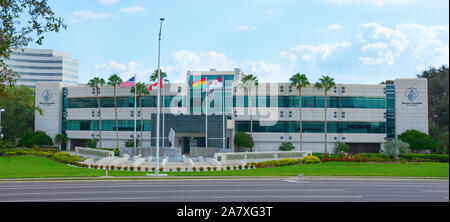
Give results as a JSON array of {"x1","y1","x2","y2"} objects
[
  {"x1": 4, "y1": 48, "x2": 78, "y2": 88},
  {"x1": 34, "y1": 69, "x2": 428, "y2": 155}
]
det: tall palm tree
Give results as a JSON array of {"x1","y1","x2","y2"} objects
[
  {"x1": 314, "y1": 76, "x2": 336, "y2": 154},
  {"x1": 289, "y1": 73, "x2": 310, "y2": 151},
  {"x1": 131, "y1": 82, "x2": 149, "y2": 147},
  {"x1": 239, "y1": 74, "x2": 259, "y2": 151},
  {"x1": 88, "y1": 77, "x2": 106, "y2": 148},
  {"x1": 107, "y1": 74, "x2": 122, "y2": 149}
]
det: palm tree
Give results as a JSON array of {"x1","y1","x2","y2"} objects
[
  {"x1": 88, "y1": 77, "x2": 106, "y2": 148},
  {"x1": 54, "y1": 133, "x2": 68, "y2": 150},
  {"x1": 314, "y1": 76, "x2": 336, "y2": 154},
  {"x1": 289, "y1": 73, "x2": 310, "y2": 151},
  {"x1": 239, "y1": 74, "x2": 259, "y2": 151},
  {"x1": 107, "y1": 74, "x2": 123, "y2": 149},
  {"x1": 131, "y1": 82, "x2": 149, "y2": 147}
]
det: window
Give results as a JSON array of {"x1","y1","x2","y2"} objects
[{"x1": 342, "y1": 87, "x2": 346, "y2": 93}]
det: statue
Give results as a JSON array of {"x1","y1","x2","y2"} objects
[{"x1": 168, "y1": 128, "x2": 176, "y2": 149}]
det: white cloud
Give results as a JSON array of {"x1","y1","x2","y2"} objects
[
  {"x1": 358, "y1": 23, "x2": 449, "y2": 69},
  {"x1": 72, "y1": 11, "x2": 111, "y2": 23},
  {"x1": 323, "y1": 0, "x2": 419, "y2": 7},
  {"x1": 280, "y1": 41, "x2": 351, "y2": 63},
  {"x1": 235, "y1": 25, "x2": 255, "y2": 31},
  {"x1": 92, "y1": 61, "x2": 152, "y2": 83},
  {"x1": 119, "y1": 6, "x2": 145, "y2": 14},
  {"x1": 328, "y1": 24, "x2": 343, "y2": 29},
  {"x1": 98, "y1": 0, "x2": 119, "y2": 4}
]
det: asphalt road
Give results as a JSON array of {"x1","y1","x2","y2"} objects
[{"x1": 0, "y1": 178, "x2": 448, "y2": 202}]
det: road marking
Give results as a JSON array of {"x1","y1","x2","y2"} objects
[
  {"x1": 0, "y1": 189, "x2": 347, "y2": 196},
  {"x1": 282, "y1": 180, "x2": 310, "y2": 183},
  {"x1": 421, "y1": 190, "x2": 449, "y2": 193},
  {"x1": 2, "y1": 195, "x2": 363, "y2": 202}
]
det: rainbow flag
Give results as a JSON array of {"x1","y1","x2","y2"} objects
[{"x1": 192, "y1": 77, "x2": 206, "y2": 89}]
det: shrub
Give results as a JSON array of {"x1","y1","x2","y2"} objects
[
  {"x1": 192, "y1": 167, "x2": 197, "y2": 172},
  {"x1": 130, "y1": 166, "x2": 135, "y2": 171},
  {"x1": 136, "y1": 166, "x2": 141, "y2": 171},
  {"x1": 398, "y1": 129, "x2": 437, "y2": 152},
  {"x1": 184, "y1": 167, "x2": 188, "y2": 172},
  {"x1": 213, "y1": 167, "x2": 217, "y2": 171},
  {"x1": 85, "y1": 138, "x2": 98, "y2": 148},
  {"x1": 279, "y1": 142, "x2": 295, "y2": 151},
  {"x1": 302, "y1": 156, "x2": 321, "y2": 164},
  {"x1": 176, "y1": 167, "x2": 181, "y2": 172},
  {"x1": 19, "y1": 131, "x2": 53, "y2": 148},
  {"x1": 93, "y1": 164, "x2": 98, "y2": 169},
  {"x1": 110, "y1": 165, "x2": 115, "y2": 170},
  {"x1": 152, "y1": 167, "x2": 156, "y2": 172},
  {"x1": 105, "y1": 165, "x2": 109, "y2": 170},
  {"x1": 234, "y1": 131, "x2": 254, "y2": 152},
  {"x1": 399, "y1": 153, "x2": 449, "y2": 163},
  {"x1": 250, "y1": 164, "x2": 255, "y2": 169},
  {"x1": 238, "y1": 165, "x2": 243, "y2": 170},
  {"x1": 169, "y1": 169, "x2": 173, "y2": 172},
  {"x1": 99, "y1": 165, "x2": 103, "y2": 170},
  {"x1": 244, "y1": 165, "x2": 249, "y2": 169},
  {"x1": 226, "y1": 166, "x2": 231, "y2": 170},
  {"x1": 383, "y1": 138, "x2": 409, "y2": 160},
  {"x1": 233, "y1": 165, "x2": 237, "y2": 170},
  {"x1": 207, "y1": 167, "x2": 211, "y2": 171},
  {"x1": 159, "y1": 167, "x2": 163, "y2": 172},
  {"x1": 199, "y1": 167, "x2": 204, "y2": 172},
  {"x1": 123, "y1": 166, "x2": 128, "y2": 171},
  {"x1": 117, "y1": 166, "x2": 122, "y2": 170}
]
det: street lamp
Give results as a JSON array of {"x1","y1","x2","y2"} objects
[{"x1": 0, "y1": 108, "x2": 5, "y2": 139}]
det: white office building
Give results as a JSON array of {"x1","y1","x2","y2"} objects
[
  {"x1": 4, "y1": 48, "x2": 78, "y2": 88},
  {"x1": 34, "y1": 69, "x2": 428, "y2": 155}
]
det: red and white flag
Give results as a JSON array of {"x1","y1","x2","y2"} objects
[
  {"x1": 149, "y1": 77, "x2": 164, "y2": 92},
  {"x1": 208, "y1": 77, "x2": 223, "y2": 92},
  {"x1": 120, "y1": 76, "x2": 135, "y2": 88}
]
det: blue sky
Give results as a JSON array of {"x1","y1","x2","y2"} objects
[{"x1": 27, "y1": 0, "x2": 449, "y2": 84}]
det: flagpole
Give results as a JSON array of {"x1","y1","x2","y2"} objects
[
  {"x1": 155, "y1": 18, "x2": 164, "y2": 176},
  {"x1": 205, "y1": 89, "x2": 208, "y2": 149},
  {"x1": 133, "y1": 74, "x2": 137, "y2": 155},
  {"x1": 222, "y1": 75, "x2": 225, "y2": 150}
]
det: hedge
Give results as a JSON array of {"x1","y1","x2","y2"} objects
[
  {"x1": 2, "y1": 148, "x2": 83, "y2": 164},
  {"x1": 312, "y1": 152, "x2": 448, "y2": 163}
]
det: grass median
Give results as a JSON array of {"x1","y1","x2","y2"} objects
[{"x1": 0, "y1": 155, "x2": 448, "y2": 179}]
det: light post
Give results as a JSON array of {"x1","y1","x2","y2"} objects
[{"x1": 0, "y1": 108, "x2": 4, "y2": 139}]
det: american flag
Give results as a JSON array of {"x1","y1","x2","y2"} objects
[{"x1": 120, "y1": 76, "x2": 135, "y2": 88}]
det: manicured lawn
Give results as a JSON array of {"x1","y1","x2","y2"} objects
[{"x1": 0, "y1": 155, "x2": 448, "y2": 179}]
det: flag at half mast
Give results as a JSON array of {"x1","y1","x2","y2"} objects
[{"x1": 192, "y1": 77, "x2": 206, "y2": 89}]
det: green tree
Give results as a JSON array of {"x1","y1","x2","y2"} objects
[
  {"x1": 234, "y1": 131, "x2": 254, "y2": 152},
  {"x1": 239, "y1": 74, "x2": 259, "y2": 139},
  {"x1": 107, "y1": 74, "x2": 122, "y2": 149},
  {"x1": 88, "y1": 77, "x2": 106, "y2": 148},
  {"x1": 333, "y1": 142, "x2": 349, "y2": 155},
  {"x1": 417, "y1": 65, "x2": 449, "y2": 153},
  {"x1": 125, "y1": 139, "x2": 140, "y2": 148},
  {"x1": 86, "y1": 138, "x2": 98, "y2": 148},
  {"x1": 1, "y1": 0, "x2": 66, "y2": 104},
  {"x1": 20, "y1": 131, "x2": 53, "y2": 147},
  {"x1": 279, "y1": 142, "x2": 295, "y2": 151},
  {"x1": 0, "y1": 85, "x2": 35, "y2": 142},
  {"x1": 397, "y1": 129, "x2": 437, "y2": 152},
  {"x1": 314, "y1": 76, "x2": 336, "y2": 154},
  {"x1": 54, "y1": 133, "x2": 68, "y2": 150},
  {"x1": 290, "y1": 73, "x2": 310, "y2": 151},
  {"x1": 383, "y1": 138, "x2": 409, "y2": 161},
  {"x1": 130, "y1": 82, "x2": 149, "y2": 147}
]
